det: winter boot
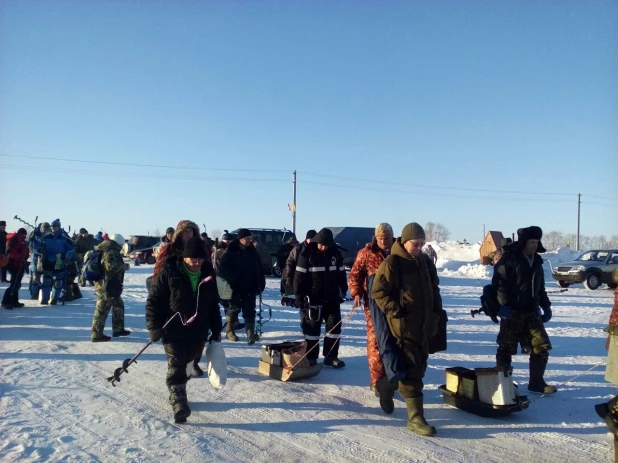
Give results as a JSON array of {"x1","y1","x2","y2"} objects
[
  {"x1": 324, "y1": 357, "x2": 346, "y2": 369},
  {"x1": 226, "y1": 317, "x2": 239, "y2": 342},
  {"x1": 192, "y1": 360, "x2": 204, "y2": 377},
  {"x1": 91, "y1": 334, "x2": 111, "y2": 342},
  {"x1": 376, "y1": 377, "x2": 397, "y2": 415},
  {"x1": 72, "y1": 283, "x2": 83, "y2": 300},
  {"x1": 528, "y1": 355, "x2": 557, "y2": 394},
  {"x1": 595, "y1": 395, "x2": 618, "y2": 435},
  {"x1": 13, "y1": 302, "x2": 24, "y2": 308},
  {"x1": 1, "y1": 302, "x2": 14, "y2": 310},
  {"x1": 245, "y1": 319, "x2": 259, "y2": 345},
  {"x1": 168, "y1": 384, "x2": 191, "y2": 423},
  {"x1": 113, "y1": 330, "x2": 131, "y2": 337},
  {"x1": 405, "y1": 395, "x2": 437, "y2": 436}
]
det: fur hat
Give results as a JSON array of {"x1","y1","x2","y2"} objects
[
  {"x1": 182, "y1": 237, "x2": 207, "y2": 259},
  {"x1": 312, "y1": 228, "x2": 336, "y2": 246},
  {"x1": 375, "y1": 223, "x2": 394, "y2": 237},
  {"x1": 401, "y1": 223, "x2": 425, "y2": 243},
  {"x1": 517, "y1": 226, "x2": 546, "y2": 253},
  {"x1": 236, "y1": 228, "x2": 252, "y2": 240}
]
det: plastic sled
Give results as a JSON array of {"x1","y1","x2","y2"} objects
[{"x1": 439, "y1": 385, "x2": 529, "y2": 418}]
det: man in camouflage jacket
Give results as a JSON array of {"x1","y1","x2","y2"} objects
[{"x1": 91, "y1": 234, "x2": 129, "y2": 341}]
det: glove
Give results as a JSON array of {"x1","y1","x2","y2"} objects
[
  {"x1": 149, "y1": 329, "x2": 162, "y2": 342},
  {"x1": 54, "y1": 253, "x2": 64, "y2": 270},
  {"x1": 541, "y1": 308, "x2": 552, "y2": 323},
  {"x1": 498, "y1": 306, "x2": 512, "y2": 320},
  {"x1": 209, "y1": 332, "x2": 222, "y2": 342}
]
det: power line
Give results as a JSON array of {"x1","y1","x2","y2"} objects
[
  {"x1": 301, "y1": 180, "x2": 573, "y2": 204},
  {"x1": 0, "y1": 153, "x2": 289, "y2": 174},
  {"x1": 0, "y1": 164, "x2": 283, "y2": 183},
  {"x1": 303, "y1": 171, "x2": 575, "y2": 197},
  {"x1": 585, "y1": 194, "x2": 618, "y2": 202}
]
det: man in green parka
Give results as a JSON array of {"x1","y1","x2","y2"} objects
[{"x1": 371, "y1": 222, "x2": 445, "y2": 436}]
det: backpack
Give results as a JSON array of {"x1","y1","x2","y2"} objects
[
  {"x1": 82, "y1": 250, "x2": 104, "y2": 282},
  {"x1": 480, "y1": 284, "x2": 500, "y2": 323}
]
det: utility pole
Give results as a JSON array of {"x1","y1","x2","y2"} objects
[
  {"x1": 575, "y1": 193, "x2": 582, "y2": 251},
  {"x1": 292, "y1": 170, "x2": 297, "y2": 235}
]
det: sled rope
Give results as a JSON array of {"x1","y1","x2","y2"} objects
[
  {"x1": 290, "y1": 303, "x2": 359, "y2": 370},
  {"x1": 527, "y1": 361, "x2": 606, "y2": 404}
]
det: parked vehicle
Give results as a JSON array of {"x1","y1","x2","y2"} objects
[
  {"x1": 228, "y1": 228, "x2": 295, "y2": 275},
  {"x1": 129, "y1": 245, "x2": 158, "y2": 265},
  {"x1": 551, "y1": 249, "x2": 618, "y2": 290}
]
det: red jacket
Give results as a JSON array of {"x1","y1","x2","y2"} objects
[
  {"x1": 348, "y1": 239, "x2": 388, "y2": 305},
  {"x1": 6, "y1": 232, "x2": 29, "y2": 269}
]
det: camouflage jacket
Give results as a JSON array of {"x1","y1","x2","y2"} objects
[
  {"x1": 348, "y1": 239, "x2": 388, "y2": 304},
  {"x1": 96, "y1": 240, "x2": 125, "y2": 280}
]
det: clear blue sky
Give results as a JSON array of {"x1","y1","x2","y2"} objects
[{"x1": 1, "y1": 1, "x2": 616, "y2": 241}]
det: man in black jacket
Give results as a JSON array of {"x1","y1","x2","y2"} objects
[
  {"x1": 293, "y1": 228, "x2": 348, "y2": 368},
  {"x1": 492, "y1": 226, "x2": 556, "y2": 394},
  {"x1": 218, "y1": 229, "x2": 266, "y2": 344},
  {"x1": 285, "y1": 230, "x2": 317, "y2": 297},
  {"x1": 0, "y1": 220, "x2": 7, "y2": 283},
  {"x1": 146, "y1": 237, "x2": 223, "y2": 423},
  {"x1": 276, "y1": 234, "x2": 298, "y2": 300}
]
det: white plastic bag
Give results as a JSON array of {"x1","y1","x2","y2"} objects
[{"x1": 205, "y1": 340, "x2": 228, "y2": 390}]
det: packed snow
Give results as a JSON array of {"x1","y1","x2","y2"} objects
[{"x1": 0, "y1": 243, "x2": 616, "y2": 463}]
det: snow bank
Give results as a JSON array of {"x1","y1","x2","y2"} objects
[{"x1": 428, "y1": 240, "x2": 489, "y2": 279}]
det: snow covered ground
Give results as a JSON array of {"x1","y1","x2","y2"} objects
[{"x1": 1, "y1": 247, "x2": 616, "y2": 462}]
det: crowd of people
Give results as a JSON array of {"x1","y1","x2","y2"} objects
[{"x1": 5, "y1": 218, "x2": 616, "y2": 443}]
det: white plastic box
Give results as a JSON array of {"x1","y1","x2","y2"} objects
[{"x1": 474, "y1": 367, "x2": 516, "y2": 406}]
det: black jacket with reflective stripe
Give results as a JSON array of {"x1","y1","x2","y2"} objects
[{"x1": 293, "y1": 242, "x2": 348, "y2": 304}]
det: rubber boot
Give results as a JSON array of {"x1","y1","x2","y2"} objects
[
  {"x1": 168, "y1": 384, "x2": 191, "y2": 423},
  {"x1": 595, "y1": 395, "x2": 618, "y2": 434},
  {"x1": 376, "y1": 377, "x2": 397, "y2": 414},
  {"x1": 528, "y1": 355, "x2": 557, "y2": 394},
  {"x1": 226, "y1": 317, "x2": 238, "y2": 342},
  {"x1": 405, "y1": 395, "x2": 437, "y2": 436},
  {"x1": 245, "y1": 319, "x2": 259, "y2": 345}
]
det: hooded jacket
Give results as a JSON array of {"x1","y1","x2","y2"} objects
[
  {"x1": 146, "y1": 257, "x2": 222, "y2": 343},
  {"x1": 371, "y1": 238, "x2": 443, "y2": 344},
  {"x1": 492, "y1": 241, "x2": 551, "y2": 312},
  {"x1": 6, "y1": 232, "x2": 29, "y2": 269}
]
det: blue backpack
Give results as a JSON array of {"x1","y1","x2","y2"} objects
[{"x1": 82, "y1": 251, "x2": 104, "y2": 282}]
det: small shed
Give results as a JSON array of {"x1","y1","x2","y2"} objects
[{"x1": 480, "y1": 231, "x2": 504, "y2": 265}]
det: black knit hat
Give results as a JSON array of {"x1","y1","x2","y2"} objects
[
  {"x1": 306, "y1": 229, "x2": 317, "y2": 240},
  {"x1": 18, "y1": 228, "x2": 27, "y2": 235},
  {"x1": 166, "y1": 227, "x2": 174, "y2": 234},
  {"x1": 312, "y1": 228, "x2": 335, "y2": 246},
  {"x1": 401, "y1": 223, "x2": 426, "y2": 243},
  {"x1": 79, "y1": 228, "x2": 88, "y2": 234},
  {"x1": 0, "y1": 221, "x2": 6, "y2": 226},
  {"x1": 236, "y1": 228, "x2": 252, "y2": 240},
  {"x1": 182, "y1": 237, "x2": 208, "y2": 259}
]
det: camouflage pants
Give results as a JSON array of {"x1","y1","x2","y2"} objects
[
  {"x1": 91, "y1": 294, "x2": 125, "y2": 338},
  {"x1": 496, "y1": 310, "x2": 552, "y2": 368},
  {"x1": 363, "y1": 305, "x2": 387, "y2": 387}
]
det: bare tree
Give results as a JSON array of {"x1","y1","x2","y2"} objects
[
  {"x1": 543, "y1": 231, "x2": 563, "y2": 251},
  {"x1": 424, "y1": 222, "x2": 435, "y2": 241},
  {"x1": 209, "y1": 228, "x2": 223, "y2": 240},
  {"x1": 610, "y1": 235, "x2": 618, "y2": 248},
  {"x1": 152, "y1": 228, "x2": 161, "y2": 238},
  {"x1": 424, "y1": 222, "x2": 451, "y2": 242}
]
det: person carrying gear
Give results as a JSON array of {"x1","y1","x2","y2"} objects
[
  {"x1": 28, "y1": 222, "x2": 50, "y2": 300},
  {"x1": 293, "y1": 228, "x2": 348, "y2": 368},
  {"x1": 1, "y1": 228, "x2": 29, "y2": 309},
  {"x1": 493, "y1": 226, "x2": 556, "y2": 394},
  {"x1": 39, "y1": 219, "x2": 75, "y2": 305},
  {"x1": 371, "y1": 223, "x2": 445, "y2": 436},
  {"x1": 218, "y1": 229, "x2": 266, "y2": 344},
  {"x1": 91, "y1": 233, "x2": 130, "y2": 341},
  {"x1": 285, "y1": 230, "x2": 317, "y2": 297},
  {"x1": 146, "y1": 237, "x2": 222, "y2": 423}
]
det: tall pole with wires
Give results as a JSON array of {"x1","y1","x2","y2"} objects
[
  {"x1": 293, "y1": 170, "x2": 297, "y2": 235},
  {"x1": 575, "y1": 193, "x2": 582, "y2": 251}
]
